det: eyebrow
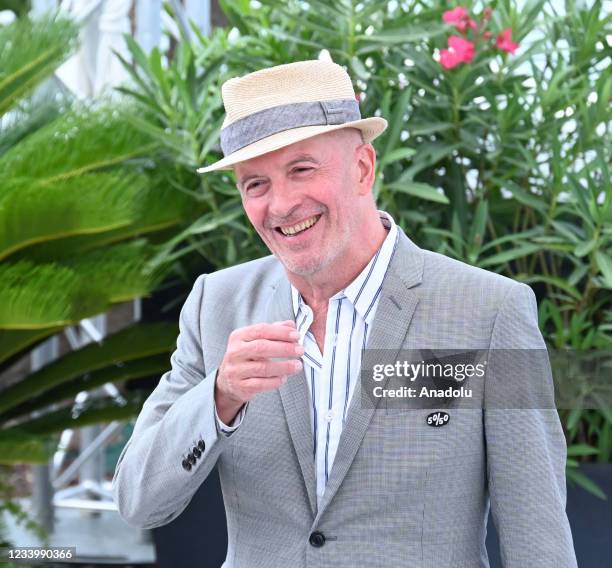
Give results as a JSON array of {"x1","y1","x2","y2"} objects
[{"x1": 238, "y1": 154, "x2": 320, "y2": 187}]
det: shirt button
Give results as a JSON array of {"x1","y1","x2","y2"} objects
[{"x1": 325, "y1": 410, "x2": 335, "y2": 422}]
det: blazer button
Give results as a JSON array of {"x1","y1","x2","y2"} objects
[
  {"x1": 181, "y1": 458, "x2": 192, "y2": 471},
  {"x1": 187, "y1": 452, "x2": 196, "y2": 465},
  {"x1": 198, "y1": 440, "x2": 205, "y2": 452},
  {"x1": 309, "y1": 531, "x2": 325, "y2": 547},
  {"x1": 193, "y1": 447, "x2": 201, "y2": 459}
]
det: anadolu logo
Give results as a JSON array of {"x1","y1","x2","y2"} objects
[{"x1": 426, "y1": 411, "x2": 450, "y2": 427}]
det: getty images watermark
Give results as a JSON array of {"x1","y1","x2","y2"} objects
[{"x1": 360, "y1": 349, "x2": 611, "y2": 410}]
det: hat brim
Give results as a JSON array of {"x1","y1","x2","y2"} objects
[{"x1": 196, "y1": 117, "x2": 387, "y2": 174}]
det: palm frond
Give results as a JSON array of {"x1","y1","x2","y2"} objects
[
  {"x1": 10, "y1": 176, "x2": 202, "y2": 262},
  {"x1": 0, "y1": 172, "x2": 147, "y2": 261},
  {"x1": 0, "y1": 97, "x2": 66, "y2": 156},
  {"x1": 59, "y1": 239, "x2": 172, "y2": 302},
  {"x1": 3, "y1": 394, "x2": 145, "y2": 437},
  {"x1": 0, "y1": 322, "x2": 178, "y2": 414},
  {"x1": 0, "y1": 240, "x2": 172, "y2": 330},
  {"x1": 0, "y1": 260, "x2": 108, "y2": 330},
  {"x1": 0, "y1": 327, "x2": 62, "y2": 372},
  {"x1": 0, "y1": 16, "x2": 78, "y2": 116},
  {"x1": 2, "y1": 354, "x2": 170, "y2": 422},
  {"x1": 0, "y1": 105, "x2": 157, "y2": 181}
]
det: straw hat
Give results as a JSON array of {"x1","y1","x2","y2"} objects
[{"x1": 196, "y1": 59, "x2": 387, "y2": 173}]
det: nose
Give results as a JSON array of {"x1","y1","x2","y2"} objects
[{"x1": 268, "y1": 179, "x2": 301, "y2": 223}]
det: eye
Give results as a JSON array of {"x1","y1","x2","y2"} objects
[
  {"x1": 292, "y1": 166, "x2": 314, "y2": 175},
  {"x1": 244, "y1": 180, "x2": 268, "y2": 194}
]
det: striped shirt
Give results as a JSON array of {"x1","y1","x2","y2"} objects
[{"x1": 291, "y1": 211, "x2": 398, "y2": 507}]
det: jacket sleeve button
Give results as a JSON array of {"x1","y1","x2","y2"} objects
[
  {"x1": 198, "y1": 439, "x2": 205, "y2": 452},
  {"x1": 182, "y1": 458, "x2": 192, "y2": 471},
  {"x1": 187, "y1": 452, "x2": 196, "y2": 465},
  {"x1": 193, "y1": 447, "x2": 202, "y2": 458}
]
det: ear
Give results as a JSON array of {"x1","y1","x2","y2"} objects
[{"x1": 354, "y1": 143, "x2": 376, "y2": 196}]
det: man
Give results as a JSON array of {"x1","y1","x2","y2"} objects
[{"x1": 112, "y1": 60, "x2": 577, "y2": 567}]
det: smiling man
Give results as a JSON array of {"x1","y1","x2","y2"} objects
[{"x1": 112, "y1": 60, "x2": 577, "y2": 567}]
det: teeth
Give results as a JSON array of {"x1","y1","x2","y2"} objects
[{"x1": 280, "y1": 215, "x2": 320, "y2": 236}]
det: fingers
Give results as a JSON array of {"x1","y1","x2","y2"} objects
[
  {"x1": 236, "y1": 321, "x2": 299, "y2": 343},
  {"x1": 240, "y1": 338, "x2": 304, "y2": 360},
  {"x1": 236, "y1": 358, "x2": 302, "y2": 379},
  {"x1": 241, "y1": 376, "x2": 289, "y2": 393},
  {"x1": 217, "y1": 320, "x2": 304, "y2": 406}
]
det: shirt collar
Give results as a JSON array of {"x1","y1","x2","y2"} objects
[{"x1": 291, "y1": 210, "x2": 398, "y2": 323}]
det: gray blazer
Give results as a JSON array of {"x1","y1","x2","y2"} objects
[{"x1": 112, "y1": 229, "x2": 577, "y2": 567}]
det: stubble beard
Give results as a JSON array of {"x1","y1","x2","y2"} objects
[{"x1": 272, "y1": 221, "x2": 353, "y2": 278}]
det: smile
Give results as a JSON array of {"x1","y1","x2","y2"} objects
[{"x1": 277, "y1": 214, "x2": 321, "y2": 236}]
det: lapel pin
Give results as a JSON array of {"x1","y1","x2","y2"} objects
[{"x1": 426, "y1": 411, "x2": 450, "y2": 427}]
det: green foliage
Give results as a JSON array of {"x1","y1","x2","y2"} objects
[
  {"x1": 0, "y1": 16, "x2": 77, "y2": 116},
  {"x1": 0, "y1": 463, "x2": 45, "y2": 560},
  {"x1": 118, "y1": 0, "x2": 611, "y2": 498},
  {"x1": 0, "y1": 12, "x2": 204, "y2": 477}
]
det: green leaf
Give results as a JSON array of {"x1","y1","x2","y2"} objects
[
  {"x1": 350, "y1": 56, "x2": 370, "y2": 80},
  {"x1": 595, "y1": 251, "x2": 612, "y2": 288},
  {"x1": 386, "y1": 181, "x2": 449, "y2": 204},
  {"x1": 467, "y1": 200, "x2": 488, "y2": 256},
  {"x1": 479, "y1": 244, "x2": 540, "y2": 267},
  {"x1": 574, "y1": 239, "x2": 598, "y2": 257},
  {"x1": 379, "y1": 147, "x2": 416, "y2": 167},
  {"x1": 358, "y1": 23, "x2": 447, "y2": 44},
  {"x1": 566, "y1": 467, "x2": 607, "y2": 500},
  {"x1": 567, "y1": 444, "x2": 600, "y2": 457},
  {"x1": 521, "y1": 275, "x2": 581, "y2": 301},
  {"x1": 499, "y1": 179, "x2": 547, "y2": 214}
]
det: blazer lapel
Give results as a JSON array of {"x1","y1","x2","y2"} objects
[
  {"x1": 315, "y1": 231, "x2": 424, "y2": 520},
  {"x1": 267, "y1": 275, "x2": 318, "y2": 516}
]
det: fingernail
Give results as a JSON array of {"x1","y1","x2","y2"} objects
[
  {"x1": 281, "y1": 376, "x2": 288, "y2": 384},
  {"x1": 295, "y1": 345, "x2": 304, "y2": 355},
  {"x1": 289, "y1": 331, "x2": 300, "y2": 339},
  {"x1": 294, "y1": 360, "x2": 303, "y2": 371}
]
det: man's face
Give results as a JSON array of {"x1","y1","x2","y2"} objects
[{"x1": 234, "y1": 129, "x2": 367, "y2": 277}]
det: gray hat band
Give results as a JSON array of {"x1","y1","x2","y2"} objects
[{"x1": 220, "y1": 98, "x2": 361, "y2": 156}]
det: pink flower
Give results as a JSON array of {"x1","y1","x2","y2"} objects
[
  {"x1": 443, "y1": 6, "x2": 477, "y2": 33},
  {"x1": 449, "y1": 35, "x2": 476, "y2": 62},
  {"x1": 440, "y1": 49, "x2": 461, "y2": 69},
  {"x1": 440, "y1": 35, "x2": 475, "y2": 69},
  {"x1": 443, "y1": 6, "x2": 469, "y2": 24},
  {"x1": 496, "y1": 28, "x2": 519, "y2": 54}
]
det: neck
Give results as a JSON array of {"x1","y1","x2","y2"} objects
[{"x1": 287, "y1": 210, "x2": 387, "y2": 309}]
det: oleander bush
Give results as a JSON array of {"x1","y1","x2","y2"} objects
[{"x1": 119, "y1": 0, "x2": 611, "y2": 495}]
